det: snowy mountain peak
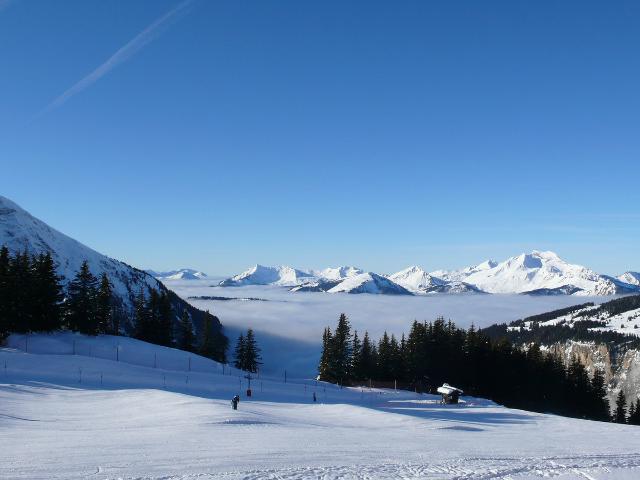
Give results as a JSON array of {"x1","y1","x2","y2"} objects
[
  {"x1": 219, "y1": 264, "x2": 313, "y2": 287},
  {"x1": 389, "y1": 266, "x2": 444, "y2": 294},
  {"x1": 313, "y1": 266, "x2": 364, "y2": 281},
  {"x1": 327, "y1": 272, "x2": 412, "y2": 295},
  {"x1": 147, "y1": 269, "x2": 208, "y2": 280},
  {"x1": 618, "y1": 272, "x2": 640, "y2": 287}
]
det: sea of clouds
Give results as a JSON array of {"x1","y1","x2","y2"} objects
[{"x1": 167, "y1": 279, "x2": 610, "y2": 378}]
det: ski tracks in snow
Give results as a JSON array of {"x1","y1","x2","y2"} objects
[{"x1": 108, "y1": 453, "x2": 640, "y2": 480}]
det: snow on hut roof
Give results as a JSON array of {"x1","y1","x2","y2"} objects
[{"x1": 437, "y1": 383, "x2": 464, "y2": 395}]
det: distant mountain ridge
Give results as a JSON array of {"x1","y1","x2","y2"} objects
[
  {"x1": 147, "y1": 269, "x2": 208, "y2": 280},
  {"x1": 219, "y1": 252, "x2": 639, "y2": 297}
]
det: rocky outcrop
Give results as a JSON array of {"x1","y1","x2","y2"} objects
[{"x1": 545, "y1": 341, "x2": 640, "y2": 408}]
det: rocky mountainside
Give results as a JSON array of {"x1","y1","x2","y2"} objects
[
  {"x1": 0, "y1": 196, "x2": 222, "y2": 335},
  {"x1": 482, "y1": 295, "x2": 640, "y2": 408}
]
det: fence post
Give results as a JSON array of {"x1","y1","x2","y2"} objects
[
  {"x1": 78, "y1": 367, "x2": 82, "y2": 384},
  {"x1": 100, "y1": 373, "x2": 103, "y2": 386},
  {"x1": 188, "y1": 356, "x2": 191, "y2": 372}
]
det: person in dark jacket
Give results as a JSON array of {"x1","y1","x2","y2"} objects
[{"x1": 231, "y1": 395, "x2": 240, "y2": 410}]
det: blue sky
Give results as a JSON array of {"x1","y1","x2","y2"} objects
[{"x1": 1, "y1": 0, "x2": 639, "y2": 275}]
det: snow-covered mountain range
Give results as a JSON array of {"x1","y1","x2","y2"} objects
[
  {"x1": 147, "y1": 269, "x2": 208, "y2": 280},
  {"x1": 220, "y1": 251, "x2": 640, "y2": 297},
  {"x1": 0, "y1": 196, "x2": 221, "y2": 333}
]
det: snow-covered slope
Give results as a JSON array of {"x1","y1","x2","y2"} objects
[
  {"x1": 619, "y1": 271, "x2": 640, "y2": 287},
  {"x1": 219, "y1": 264, "x2": 313, "y2": 287},
  {"x1": 327, "y1": 272, "x2": 412, "y2": 295},
  {"x1": 0, "y1": 196, "x2": 160, "y2": 311},
  {"x1": 148, "y1": 268, "x2": 207, "y2": 280},
  {"x1": 0, "y1": 196, "x2": 221, "y2": 334},
  {"x1": 3, "y1": 334, "x2": 640, "y2": 479}
]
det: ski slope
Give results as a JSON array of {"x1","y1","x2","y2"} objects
[{"x1": 2, "y1": 334, "x2": 640, "y2": 479}]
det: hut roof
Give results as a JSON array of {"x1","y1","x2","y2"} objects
[{"x1": 437, "y1": 383, "x2": 464, "y2": 395}]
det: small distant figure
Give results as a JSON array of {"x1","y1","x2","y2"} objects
[
  {"x1": 313, "y1": 392, "x2": 317, "y2": 402},
  {"x1": 231, "y1": 395, "x2": 240, "y2": 410}
]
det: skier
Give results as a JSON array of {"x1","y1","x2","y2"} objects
[{"x1": 231, "y1": 395, "x2": 240, "y2": 410}]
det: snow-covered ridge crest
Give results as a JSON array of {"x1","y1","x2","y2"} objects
[
  {"x1": 389, "y1": 266, "x2": 444, "y2": 293},
  {"x1": 0, "y1": 196, "x2": 222, "y2": 333},
  {"x1": 221, "y1": 251, "x2": 640, "y2": 296},
  {"x1": 0, "y1": 195, "x2": 160, "y2": 305},
  {"x1": 147, "y1": 269, "x2": 207, "y2": 280},
  {"x1": 219, "y1": 264, "x2": 314, "y2": 287},
  {"x1": 618, "y1": 272, "x2": 640, "y2": 287}
]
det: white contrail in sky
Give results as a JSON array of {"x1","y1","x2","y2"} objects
[{"x1": 36, "y1": 0, "x2": 192, "y2": 118}]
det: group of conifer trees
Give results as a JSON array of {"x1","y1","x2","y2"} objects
[
  {"x1": 0, "y1": 246, "x2": 228, "y2": 363},
  {"x1": 318, "y1": 313, "x2": 635, "y2": 423},
  {"x1": 613, "y1": 389, "x2": 640, "y2": 425},
  {"x1": 0, "y1": 247, "x2": 115, "y2": 338},
  {"x1": 233, "y1": 328, "x2": 262, "y2": 373}
]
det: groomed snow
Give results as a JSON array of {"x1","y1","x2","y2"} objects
[{"x1": 2, "y1": 334, "x2": 640, "y2": 480}]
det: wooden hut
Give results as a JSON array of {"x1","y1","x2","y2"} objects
[{"x1": 437, "y1": 383, "x2": 463, "y2": 404}]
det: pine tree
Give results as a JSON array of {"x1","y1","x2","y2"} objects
[
  {"x1": 0, "y1": 246, "x2": 9, "y2": 340},
  {"x1": 30, "y1": 253, "x2": 63, "y2": 332},
  {"x1": 360, "y1": 331, "x2": 376, "y2": 381},
  {"x1": 199, "y1": 311, "x2": 216, "y2": 359},
  {"x1": 9, "y1": 250, "x2": 33, "y2": 333},
  {"x1": 350, "y1": 330, "x2": 362, "y2": 381},
  {"x1": 318, "y1": 327, "x2": 333, "y2": 380},
  {"x1": 157, "y1": 291, "x2": 173, "y2": 347},
  {"x1": 331, "y1": 313, "x2": 352, "y2": 384},
  {"x1": 567, "y1": 356, "x2": 591, "y2": 418},
  {"x1": 133, "y1": 287, "x2": 151, "y2": 342},
  {"x1": 211, "y1": 328, "x2": 229, "y2": 364},
  {"x1": 377, "y1": 331, "x2": 392, "y2": 380},
  {"x1": 177, "y1": 309, "x2": 195, "y2": 352},
  {"x1": 243, "y1": 329, "x2": 262, "y2": 373},
  {"x1": 95, "y1": 273, "x2": 113, "y2": 334},
  {"x1": 233, "y1": 333, "x2": 246, "y2": 370},
  {"x1": 614, "y1": 389, "x2": 627, "y2": 423},
  {"x1": 629, "y1": 399, "x2": 640, "y2": 426},
  {"x1": 589, "y1": 368, "x2": 610, "y2": 421},
  {"x1": 65, "y1": 260, "x2": 99, "y2": 334}
]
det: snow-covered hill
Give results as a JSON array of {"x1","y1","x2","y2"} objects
[
  {"x1": 147, "y1": 268, "x2": 208, "y2": 280},
  {"x1": 2, "y1": 334, "x2": 640, "y2": 479},
  {"x1": 0, "y1": 196, "x2": 221, "y2": 333}
]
